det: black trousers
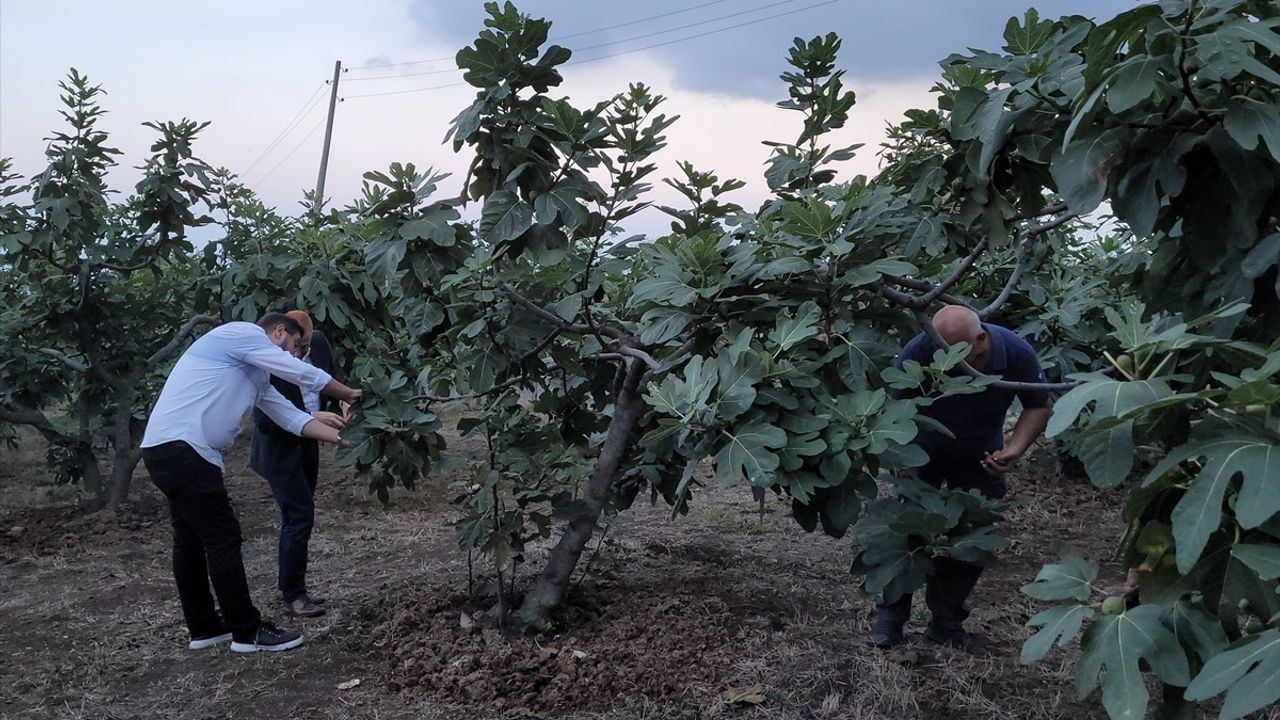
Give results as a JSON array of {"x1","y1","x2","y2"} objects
[
  {"x1": 143, "y1": 441, "x2": 262, "y2": 643},
  {"x1": 264, "y1": 439, "x2": 320, "y2": 603},
  {"x1": 877, "y1": 455, "x2": 1007, "y2": 632}
]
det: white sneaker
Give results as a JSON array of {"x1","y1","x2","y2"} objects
[{"x1": 188, "y1": 632, "x2": 233, "y2": 650}]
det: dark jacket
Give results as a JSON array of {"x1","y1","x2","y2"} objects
[{"x1": 249, "y1": 330, "x2": 336, "y2": 480}]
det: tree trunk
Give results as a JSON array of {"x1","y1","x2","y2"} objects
[
  {"x1": 517, "y1": 359, "x2": 647, "y2": 627},
  {"x1": 79, "y1": 448, "x2": 108, "y2": 511},
  {"x1": 105, "y1": 449, "x2": 143, "y2": 512},
  {"x1": 105, "y1": 381, "x2": 142, "y2": 512}
]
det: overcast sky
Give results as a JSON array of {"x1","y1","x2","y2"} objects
[{"x1": 0, "y1": 0, "x2": 1132, "y2": 236}]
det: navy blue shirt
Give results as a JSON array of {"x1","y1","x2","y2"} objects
[{"x1": 893, "y1": 323, "x2": 1050, "y2": 457}]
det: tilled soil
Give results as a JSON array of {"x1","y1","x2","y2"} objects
[
  {"x1": 364, "y1": 580, "x2": 774, "y2": 713},
  {"x1": 1, "y1": 432, "x2": 1162, "y2": 720}
]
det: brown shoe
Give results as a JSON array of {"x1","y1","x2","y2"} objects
[{"x1": 285, "y1": 597, "x2": 325, "y2": 618}]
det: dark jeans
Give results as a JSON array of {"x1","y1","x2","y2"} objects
[
  {"x1": 266, "y1": 440, "x2": 320, "y2": 603},
  {"x1": 143, "y1": 441, "x2": 261, "y2": 642},
  {"x1": 877, "y1": 455, "x2": 1007, "y2": 633}
]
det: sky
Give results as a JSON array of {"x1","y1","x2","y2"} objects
[{"x1": 0, "y1": 0, "x2": 1133, "y2": 238}]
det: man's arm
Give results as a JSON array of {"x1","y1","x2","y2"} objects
[
  {"x1": 257, "y1": 385, "x2": 345, "y2": 444},
  {"x1": 321, "y1": 378, "x2": 361, "y2": 404},
  {"x1": 983, "y1": 343, "x2": 1052, "y2": 474},
  {"x1": 233, "y1": 334, "x2": 333, "y2": 393},
  {"x1": 983, "y1": 406, "x2": 1050, "y2": 473},
  {"x1": 308, "y1": 330, "x2": 344, "y2": 412}
]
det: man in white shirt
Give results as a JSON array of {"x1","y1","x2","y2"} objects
[{"x1": 141, "y1": 312, "x2": 361, "y2": 653}]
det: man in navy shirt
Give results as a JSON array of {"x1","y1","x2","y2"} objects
[
  {"x1": 250, "y1": 311, "x2": 342, "y2": 619},
  {"x1": 872, "y1": 305, "x2": 1051, "y2": 652}
]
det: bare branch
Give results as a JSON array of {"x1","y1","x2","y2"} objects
[
  {"x1": 980, "y1": 239, "x2": 1036, "y2": 320},
  {"x1": 1009, "y1": 201, "x2": 1068, "y2": 223},
  {"x1": 919, "y1": 237, "x2": 988, "y2": 304},
  {"x1": 980, "y1": 209, "x2": 1078, "y2": 319},
  {"x1": 639, "y1": 337, "x2": 700, "y2": 387},
  {"x1": 414, "y1": 374, "x2": 528, "y2": 404},
  {"x1": 499, "y1": 283, "x2": 627, "y2": 340},
  {"x1": 96, "y1": 258, "x2": 152, "y2": 273},
  {"x1": 910, "y1": 309, "x2": 1081, "y2": 393},
  {"x1": 1025, "y1": 209, "x2": 1079, "y2": 237},
  {"x1": 872, "y1": 237, "x2": 988, "y2": 309},
  {"x1": 147, "y1": 315, "x2": 219, "y2": 367},
  {"x1": 614, "y1": 345, "x2": 659, "y2": 370},
  {"x1": 874, "y1": 281, "x2": 932, "y2": 310},
  {"x1": 38, "y1": 348, "x2": 89, "y2": 373},
  {"x1": 0, "y1": 404, "x2": 75, "y2": 444},
  {"x1": 882, "y1": 276, "x2": 976, "y2": 309}
]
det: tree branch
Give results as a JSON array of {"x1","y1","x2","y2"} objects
[
  {"x1": 147, "y1": 315, "x2": 219, "y2": 367},
  {"x1": 499, "y1": 283, "x2": 627, "y2": 340},
  {"x1": 96, "y1": 259, "x2": 151, "y2": 273},
  {"x1": 38, "y1": 348, "x2": 88, "y2": 373},
  {"x1": 917, "y1": 237, "x2": 988, "y2": 305},
  {"x1": 874, "y1": 281, "x2": 932, "y2": 310},
  {"x1": 1025, "y1": 209, "x2": 1080, "y2": 236},
  {"x1": 882, "y1": 275, "x2": 976, "y2": 309},
  {"x1": 639, "y1": 336, "x2": 700, "y2": 387},
  {"x1": 909, "y1": 309, "x2": 1081, "y2": 392},
  {"x1": 0, "y1": 405, "x2": 75, "y2": 444},
  {"x1": 979, "y1": 238, "x2": 1035, "y2": 320},
  {"x1": 980, "y1": 210, "x2": 1077, "y2": 319},
  {"x1": 614, "y1": 345, "x2": 659, "y2": 370},
  {"x1": 414, "y1": 374, "x2": 529, "y2": 404},
  {"x1": 1009, "y1": 201, "x2": 1067, "y2": 223}
]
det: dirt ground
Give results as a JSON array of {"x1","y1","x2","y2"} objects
[{"x1": 0, "y1": 427, "x2": 1162, "y2": 720}]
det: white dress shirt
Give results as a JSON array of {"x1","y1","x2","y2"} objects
[
  {"x1": 300, "y1": 349, "x2": 321, "y2": 414},
  {"x1": 141, "y1": 322, "x2": 333, "y2": 468}
]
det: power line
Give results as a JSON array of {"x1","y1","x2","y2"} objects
[
  {"x1": 344, "y1": 65, "x2": 457, "y2": 82},
  {"x1": 344, "y1": 0, "x2": 735, "y2": 72},
  {"x1": 574, "y1": 0, "x2": 805, "y2": 53},
  {"x1": 241, "y1": 82, "x2": 328, "y2": 178},
  {"x1": 346, "y1": 0, "x2": 803, "y2": 83},
  {"x1": 341, "y1": 0, "x2": 840, "y2": 100},
  {"x1": 343, "y1": 79, "x2": 467, "y2": 101},
  {"x1": 565, "y1": 0, "x2": 840, "y2": 67},
  {"x1": 250, "y1": 114, "x2": 328, "y2": 187}
]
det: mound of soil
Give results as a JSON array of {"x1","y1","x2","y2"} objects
[
  {"x1": 360, "y1": 574, "x2": 783, "y2": 713},
  {"x1": 0, "y1": 498, "x2": 165, "y2": 560}
]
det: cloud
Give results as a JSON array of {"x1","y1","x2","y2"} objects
[
  {"x1": 314, "y1": 51, "x2": 932, "y2": 238},
  {"x1": 400, "y1": 0, "x2": 1135, "y2": 99},
  {"x1": 0, "y1": 0, "x2": 1128, "y2": 240}
]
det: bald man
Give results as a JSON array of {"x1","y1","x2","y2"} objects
[{"x1": 871, "y1": 305, "x2": 1051, "y2": 653}]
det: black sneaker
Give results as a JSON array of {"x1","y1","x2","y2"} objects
[
  {"x1": 188, "y1": 630, "x2": 233, "y2": 650},
  {"x1": 230, "y1": 621, "x2": 304, "y2": 653},
  {"x1": 869, "y1": 613, "x2": 906, "y2": 648}
]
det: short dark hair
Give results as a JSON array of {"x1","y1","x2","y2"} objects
[{"x1": 257, "y1": 312, "x2": 303, "y2": 336}]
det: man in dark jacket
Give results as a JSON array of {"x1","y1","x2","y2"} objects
[
  {"x1": 872, "y1": 305, "x2": 1051, "y2": 653},
  {"x1": 250, "y1": 310, "x2": 343, "y2": 618}
]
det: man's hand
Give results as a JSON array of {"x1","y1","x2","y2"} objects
[
  {"x1": 300, "y1": 419, "x2": 346, "y2": 446},
  {"x1": 322, "y1": 379, "x2": 362, "y2": 405},
  {"x1": 312, "y1": 411, "x2": 346, "y2": 430},
  {"x1": 981, "y1": 447, "x2": 1022, "y2": 475}
]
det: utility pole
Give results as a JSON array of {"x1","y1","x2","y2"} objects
[{"x1": 314, "y1": 60, "x2": 342, "y2": 211}]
